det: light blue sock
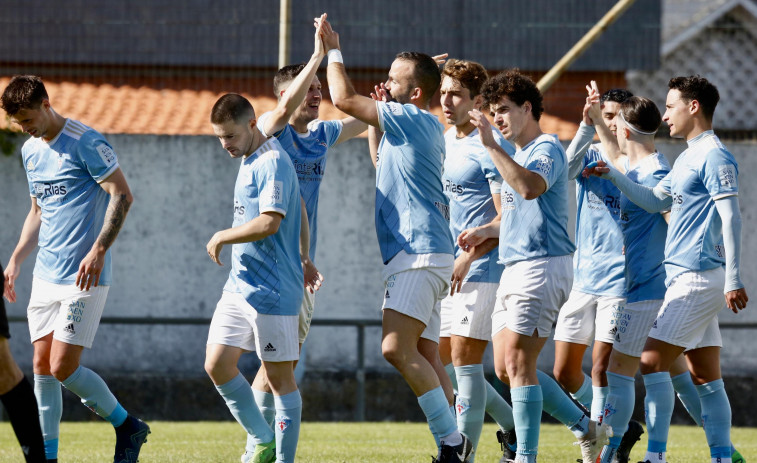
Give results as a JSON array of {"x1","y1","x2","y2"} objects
[
  {"x1": 697, "y1": 379, "x2": 732, "y2": 459},
  {"x1": 456, "y1": 364, "x2": 486, "y2": 460},
  {"x1": 419, "y1": 386, "x2": 458, "y2": 447},
  {"x1": 216, "y1": 374, "x2": 273, "y2": 445},
  {"x1": 274, "y1": 390, "x2": 302, "y2": 463},
  {"x1": 603, "y1": 372, "x2": 635, "y2": 454},
  {"x1": 247, "y1": 389, "x2": 275, "y2": 452},
  {"x1": 536, "y1": 370, "x2": 588, "y2": 437},
  {"x1": 592, "y1": 386, "x2": 609, "y2": 423},
  {"x1": 61, "y1": 366, "x2": 127, "y2": 427},
  {"x1": 671, "y1": 371, "x2": 703, "y2": 426},
  {"x1": 34, "y1": 374, "x2": 61, "y2": 460},
  {"x1": 570, "y1": 373, "x2": 593, "y2": 411},
  {"x1": 643, "y1": 372, "x2": 673, "y2": 454},
  {"x1": 511, "y1": 385, "x2": 542, "y2": 461},
  {"x1": 444, "y1": 363, "x2": 459, "y2": 393},
  {"x1": 485, "y1": 381, "x2": 514, "y2": 430}
]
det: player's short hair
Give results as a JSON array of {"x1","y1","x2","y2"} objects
[
  {"x1": 210, "y1": 93, "x2": 255, "y2": 125},
  {"x1": 441, "y1": 59, "x2": 488, "y2": 98},
  {"x1": 273, "y1": 63, "x2": 307, "y2": 97},
  {"x1": 668, "y1": 75, "x2": 720, "y2": 121},
  {"x1": 481, "y1": 69, "x2": 543, "y2": 121},
  {"x1": 601, "y1": 88, "x2": 633, "y2": 105},
  {"x1": 1, "y1": 75, "x2": 49, "y2": 116},
  {"x1": 395, "y1": 51, "x2": 441, "y2": 105},
  {"x1": 620, "y1": 96, "x2": 661, "y2": 135}
]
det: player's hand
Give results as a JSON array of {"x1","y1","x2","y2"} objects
[
  {"x1": 313, "y1": 13, "x2": 327, "y2": 57},
  {"x1": 457, "y1": 225, "x2": 493, "y2": 251},
  {"x1": 725, "y1": 288, "x2": 748, "y2": 313},
  {"x1": 582, "y1": 160, "x2": 610, "y2": 178},
  {"x1": 302, "y1": 258, "x2": 324, "y2": 294},
  {"x1": 319, "y1": 16, "x2": 340, "y2": 52},
  {"x1": 76, "y1": 248, "x2": 105, "y2": 291},
  {"x1": 3, "y1": 261, "x2": 20, "y2": 303},
  {"x1": 585, "y1": 80, "x2": 601, "y2": 124},
  {"x1": 432, "y1": 53, "x2": 448, "y2": 67},
  {"x1": 206, "y1": 232, "x2": 225, "y2": 266},
  {"x1": 468, "y1": 109, "x2": 496, "y2": 147},
  {"x1": 450, "y1": 252, "x2": 473, "y2": 296},
  {"x1": 370, "y1": 83, "x2": 391, "y2": 102}
]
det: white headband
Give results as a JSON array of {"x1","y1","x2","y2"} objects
[{"x1": 618, "y1": 110, "x2": 657, "y2": 136}]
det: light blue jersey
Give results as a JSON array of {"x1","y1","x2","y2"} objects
[
  {"x1": 499, "y1": 134, "x2": 575, "y2": 265},
  {"x1": 657, "y1": 131, "x2": 738, "y2": 286},
  {"x1": 572, "y1": 145, "x2": 626, "y2": 297},
  {"x1": 621, "y1": 153, "x2": 670, "y2": 303},
  {"x1": 223, "y1": 138, "x2": 303, "y2": 316},
  {"x1": 22, "y1": 119, "x2": 119, "y2": 285},
  {"x1": 258, "y1": 112, "x2": 343, "y2": 262},
  {"x1": 375, "y1": 101, "x2": 454, "y2": 264},
  {"x1": 442, "y1": 127, "x2": 513, "y2": 283}
]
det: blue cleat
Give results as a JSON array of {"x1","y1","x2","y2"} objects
[{"x1": 113, "y1": 415, "x2": 150, "y2": 463}]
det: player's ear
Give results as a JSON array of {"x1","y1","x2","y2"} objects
[
  {"x1": 522, "y1": 101, "x2": 532, "y2": 115},
  {"x1": 248, "y1": 117, "x2": 257, "y2": 131},
  {"x1": 410, "y1": 87, "x2": 422, "y2": 103},
  {"x1": 689, "y1": 99, "x2": 700, "y2": 116},
  {"x1": 473, "y1": 94, "x2": 484, "y2": 110}
]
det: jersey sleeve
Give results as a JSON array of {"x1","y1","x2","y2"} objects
[
  {"x1": 479, "y1": 149, "x2": 504, "y2": 194},
  {"x1": 702, "y1": 148, "x2": 739, "y2": 199},
  {"x1": 377, "y1": 101, "x2": 416, "y2": 141},
  {"x1": 77, "y1": 132, "x2": 120, "y2": 183},
  {"x1": 256, "y1": 151, "x2": 293, "y2": 217},
  {"x1": 656, "y1": 171, "x2": 672, "y2": 197},
  {"x1": 257, "y1": 112, "x2": 275, "y2": 138},
  {"x1": 524, "y1": 144, "x2": 564, "y2": 190},
  {"x1": 21, "y1": 146, "x2": 35, "y2": 197},
  {"x1": 309, "y1": 119, "x2": 344, "y2": 147}
]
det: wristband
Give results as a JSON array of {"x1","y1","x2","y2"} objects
[{"x1": 327, "y1": 49, "x2": 343, "y2": 65}]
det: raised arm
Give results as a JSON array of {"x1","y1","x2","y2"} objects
[
  {"x1": 585, "y1": 161, "x2": 670, "y2": 213},
  {"x1": 263, "y1": 14, "x2": 328, "y2": 137},
  {"x1": 715, "y1": 195, "x2": 748, "y2": 312},
  {"x1": 76, "y1": 167, "x2": 134, "y2": 290},
  {"x1": 4, "y1": 196, "x2": 42, "y2": 303},
  {"x1": 586, "y1": 81, "x2": 625, "y2": 173},
  {"x1": 334, "y1": 117, "x2": 368, "y2": 145},
  {"x1": 469, "y1": 109, "x2": 546, "y2": 200},
  {"x1": 321, "y1": 18, "x2": 380, "y2": 127}
]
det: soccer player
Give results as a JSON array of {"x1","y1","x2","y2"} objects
[
  {"x1": 553, "y1": 87, "x2": 631, "y2": 424},
  {"x1": 204, "y1": 93, "x2": 303, "y2": 463},
  {"x1": 464, "y1": 70, "x2": 608, "y2": 463},
  {"x1": 1, "y1": 264, "x2": 46, "y2": 463},
  {"x1": 1, "y1": 75, "x2": 149, "y2": 463},
  {"x1": 320, "y1": 17, "x2": 472, "y2": 463},
  {"x1": 436, "y1": 58, "x2": 518, "y2": 462},
  {"x1": 585, "y1": 75, "x2": 747, "y2": 463}
]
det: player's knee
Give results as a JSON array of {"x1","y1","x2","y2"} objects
[
  {"x1": 50, "y1": 358, "x2": 78, "y2": 382},
  {"x1": 552, "y1": 363, "x2": 575, "y2": 385},
  {"x1": 591, "y1": 358, "x2": 609, "y2": 380},
  {"x1": 204, "y1": 358, "x2": 224, "y2": 383},
  {"x1": 381, "y1": 342, "x2": 407, "y2": 368},
  {"x1": 495, "y1": 364, "x2": 510, "y2": 385}
]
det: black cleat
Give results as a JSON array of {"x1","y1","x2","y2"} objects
[
  {"x1": 113, "y1": 415, "x2": 151, "y2": 463},
  {"x1": 432, "y1": 434, "x2": 474, "y2": 463},
  {"x1": 496, "y1": 428, "x2": 517, "y2": 462},
  {"x1": 616, "y1": 420, "x2": 644, "y2": 463}
]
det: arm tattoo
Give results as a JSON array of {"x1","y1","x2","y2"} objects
[{"x1": 96, "y1": 194, "x2": 131, "y2": 250}]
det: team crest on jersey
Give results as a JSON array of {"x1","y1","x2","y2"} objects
[
  {"x1": 277, "y1": 417, "x2": 292, "y2": 432},
  {"x1": 26, "y1": 159, "x2": 34, "y2": 171},
  {"x1": 388, "y1": 102, "x2": 402, "y2": 115},
  {"x1": 718, "y1": 164, "x2": 736, "y2": 189},
  {"x1": 96, "y1": 144, "x2": 116, "y2": 165},
  {"x1": 534, "y1": 155, "x2": 553, "y2": 176}
]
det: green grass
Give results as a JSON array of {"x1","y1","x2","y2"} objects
[{"x1": 1, "y1": 421, "x2": 755, "y2": 462}]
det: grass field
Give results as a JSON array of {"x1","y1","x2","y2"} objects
[{"x1": 1, "y1": 421, "x2": 754, "y2": 462}]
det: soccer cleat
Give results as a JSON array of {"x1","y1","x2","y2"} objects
[
  {"x1": 576, "y1": 420, "x2": 611, "y2": 463},
  {"x1": 614, "y1": 420, "x2": 644, "y2": 463},
  {"x1": 732, "y1": 448, "x2": 746, "y2": 463},
  {"x1": 246, "y1": 439, "x2": 275, "y2": 463},
  {"x1": 496, "y1": 428, "x2": 517, "y2": 462},
  {"x1": 113, "y1": 415, "x2": 150, "y2": 463},
  {"x1": 432, "y1": 434, "x2": 474, "y2": 463}
]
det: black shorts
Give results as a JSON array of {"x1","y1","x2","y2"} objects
[{"x1": 0, "y1": 265, "x2": 9, "y2": 339}]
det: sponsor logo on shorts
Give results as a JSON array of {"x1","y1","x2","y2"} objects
[
  {"x1": 455, "y1": 397, "x2": 470, "y2": 416},
  {"x1": 67, "y1": 300, "x2": 85, "y2": 323},
  {"x1": 384, "y1": 289, "x2": 390, "y2": 299},
  {"x1": 63, "y1": 323, "x2": 76, "y2": 334},
  {"x1": 277, "y1": 417, "x2": 292, "y2": 432},
  {"x1": 264, "y1": 343, "x2": 276, "y2": 352},
  {"x1": 460, "y1": 316, "x2": 469, "y2": 325}
]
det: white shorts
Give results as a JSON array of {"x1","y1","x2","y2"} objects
[
  {"x1": 649, "y1": 268, "x2": 724, "y2": 350},
  {"x1": 441, "y1": 282, "x2": 498, "y2": 341},
  {"x1": 382, "y1": 265, "x2": 452, "y2": 344},
  {"x1": 612, "y1": 299, "x2": 662, "y2": 357},
  {"x1": 27, "y1": 278, "x2": 109, "y2": 349},
  {"x1": 554, "y1": 290, "x2": 625, "y2": 345},
  {"x1": 439, "y1": 297, "x2": 452, "y2": 338},
  {"x1": 492, "y1": 255, "x2": 573, "y2": 338},
  {"x1": 298, "y1": 289, "x2": 315, "y2": 344},
  {"x1": 207, "y1": 291, "x2": 299, "y2": 362}
]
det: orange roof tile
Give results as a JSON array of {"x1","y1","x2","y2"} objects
[{"x1": 0, "y1": 76, "x2": 579, "y2": 140}]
